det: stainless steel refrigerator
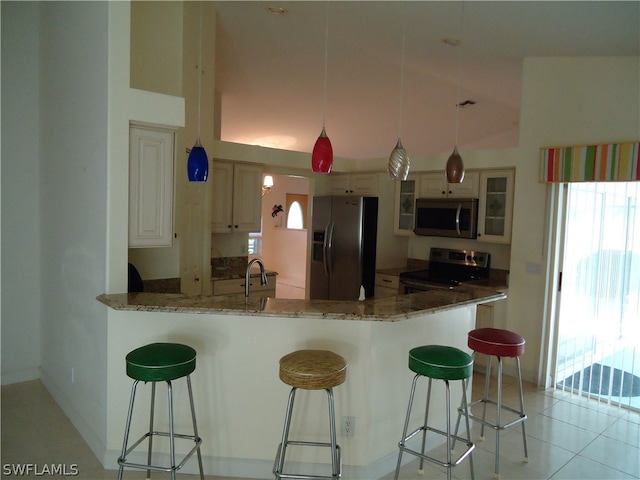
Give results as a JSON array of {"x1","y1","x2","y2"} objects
[{"x1": 310, "y1": 196, "x2": 378, "y2": 300}]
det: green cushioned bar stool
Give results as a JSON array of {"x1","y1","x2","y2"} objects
[
  {"x1": 273, "y1": 350, "x2": 347, "y2": 480},
  {"x1": 117, "y1": 343, "x2": 204, "y2": 480},
  {"x1": 394, "y1": 345, "x2": 475, "y2": 480}
]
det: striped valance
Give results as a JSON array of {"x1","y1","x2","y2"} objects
[{"x1": 540, "y1": 142, "x2": 640, "y2": 183}]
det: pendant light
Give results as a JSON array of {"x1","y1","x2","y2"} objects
[
  {"x1": 187, "y1": 2, "x2": 209, "y2": 182},
  {"x1": 388, "y1": 13, "x2": 410, "y2": 181},
  {"x1": 446, "y1": 2, "x2": 465, "y2": 184},
  {"x1": 311, "y1": 2, "x2": 333, "y2": 174}
]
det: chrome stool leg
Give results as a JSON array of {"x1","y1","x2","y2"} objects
[
  {"x1": 118, "y1": 380, "x2": 140, "y2": 480},
  {"x1": 274, "y1": 388, "x2": 297, "y2": 479},
  {"x1": 147, "y1": 382, "x2": 156, "y2": 479},
  {"x1": 186, "y1": 376, "x2": 205, "y2": 480}
]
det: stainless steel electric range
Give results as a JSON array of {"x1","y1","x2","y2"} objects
[{"x1": 399, "y1": 247, "x2": 491, "y2": 294}]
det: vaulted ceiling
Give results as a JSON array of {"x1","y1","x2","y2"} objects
[{"x1": 214, "y1": 1, "x2": 640, "y2": 160}]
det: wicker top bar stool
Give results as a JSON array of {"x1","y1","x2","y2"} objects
[{"x1": 274, "y1": 349, "x2": 347, "y2": 480}]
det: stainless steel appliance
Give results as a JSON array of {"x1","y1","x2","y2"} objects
[
  {"x1": 310, "y1": 196, "x2": 378, "y2": 300},
  {"x1": 399, "y1": 247, "x2": 490, "y2": 294},
  {"x1": 414, "y1": 198, "x2": 478, "y2": 238}
]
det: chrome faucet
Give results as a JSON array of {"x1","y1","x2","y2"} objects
[{"x1": 245, "y1": 258, "x2": 268, "y2": 297}]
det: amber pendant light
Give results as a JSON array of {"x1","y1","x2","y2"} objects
[
  {"x1": 388, "y1": 14, "x2": 410, "y2": 181},
  {"x1": 446, "y1": 2, "x2": 466, "y2": 184},
  {"x1": 187, "y1": 2, "x2": 209, "y2": 182},
  {"x1": 311, "y1": 2, "x2": 333, "y2": 174}
]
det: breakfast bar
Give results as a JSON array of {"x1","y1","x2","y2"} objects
[{"x1": 99, "y1": 287, "x2": 505, "y2": 479}]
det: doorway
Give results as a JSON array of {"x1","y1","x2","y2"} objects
[
  {"x1": 257, "y1": 174, "x2": 310, "y2": 299},
  {"x1": 551, "y1": 182, "x2": 640, "y2": 410}
]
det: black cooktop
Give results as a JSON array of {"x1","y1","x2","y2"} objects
[{"x1": 400, "y1": 248, "x2": 491, "y2": 285}]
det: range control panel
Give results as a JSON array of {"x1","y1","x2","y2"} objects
[{"x1": 429, "y1": 247, "x2": 490, "y2": 269}]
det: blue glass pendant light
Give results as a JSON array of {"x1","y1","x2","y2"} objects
[{"x1": 187, "y1": 3, "x2": 208, "y2": 182}]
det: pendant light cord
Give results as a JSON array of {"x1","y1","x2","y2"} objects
[
  {"x1": 397, "y1": 14, "x2": 407, "y2": 139},
  {"x1": 454, "y1": 2, "x2": 465, "y2": 145},
  {"x1": 322, "y1": 1, "x2": 329, "y2": 128},
  {"x1": 197, "y1": 1, "x2": 204, "y2": 140}
]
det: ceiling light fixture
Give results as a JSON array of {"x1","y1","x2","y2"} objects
[
  {"x1": 311, "y1": 2, "x2": 333, "y2": 174},
  {"x1": 446, "y1": 2, "x2": 466, "y2": 184},
  {"x1": 187, "y1": 2, "x2": 209, "y2": 182},
  {"x1": 267, "y1": 6, "x2": 288, "y2": 15},
  {"x1": 388, "y1": 12, "x2": 410, "y2": 181}
]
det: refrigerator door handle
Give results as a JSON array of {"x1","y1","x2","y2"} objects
[
  {"x1": 455, "y1": 203, "x2": 462, "y2": 237},
  {"x1": 324, "y1": 221, "x2": 335, "y2": 277}
]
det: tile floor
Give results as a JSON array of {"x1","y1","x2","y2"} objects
[{"x1": 2, "y1": 372, "x2": 639, "y2": 479}]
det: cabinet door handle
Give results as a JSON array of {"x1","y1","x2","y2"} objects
[
  {"x1": 234, "y1": 225, "x2": 238, "y2": 228},
  {"x1": 382, "y1": 278, "x2": 392, "y2": 283}
]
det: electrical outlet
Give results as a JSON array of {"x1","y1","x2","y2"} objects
[{"x1": 342, "y1": 416, "x2": 355, "y2": 437}]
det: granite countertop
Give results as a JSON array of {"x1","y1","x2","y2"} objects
[{"x1": 97, "y1": 285, "x2": 505, "y2": 322}]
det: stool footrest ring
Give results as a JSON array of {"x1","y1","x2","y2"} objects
[
  {"x1": 399, "y1": 426, "x2": 475, "y2": 470},
  {"x1": 273, "y1": 443, "x2": 342, "y2": 480},
  {"x1": 463, "y1": 399, "x2": 528, "y2": 431},
  {"x1": 118, "y1": 431, "x2": 202, "y2": 473}
]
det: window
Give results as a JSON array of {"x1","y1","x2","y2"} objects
[
  {"x1": 285, "y1": 194, "x2": 308, "y2": 229},
  {"x1": 247, "y1": 233, "x2": 262, "y2": 255}
]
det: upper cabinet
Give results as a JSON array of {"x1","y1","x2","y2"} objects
[
  {"x1": 211, "y1": 161, "x2": 263, "y2": 233},
  {"x1": 419, "y1": 170, "x2": 480, "y2": 198},
  {"x1": 328, "y1": 173, "x2": 378, "y2": 196},
  {"x1": 129, "y1": 124, "x2": 175, "y2": 247},
  {"x1": 477, "y1": 168, "x2": 515, "y2": 244},
  {"x1": 393, "y1": 175, "x2": 418, "y2": 236}
]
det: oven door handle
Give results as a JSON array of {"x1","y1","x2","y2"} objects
[{"x1": 455, "y1": 203, "x2": 462, "y2": 236}]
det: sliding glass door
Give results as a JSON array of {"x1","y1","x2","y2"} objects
[{"x1": 553, "y1": 182, "x2": 640, "y2": 410}]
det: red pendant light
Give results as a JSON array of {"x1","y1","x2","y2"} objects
[
  {"x1": 312, "y1": 127, "x2": 333, "y2": 174},
  {"x1": 312, "y1": 3, "x2": 333, "y2": 174}
]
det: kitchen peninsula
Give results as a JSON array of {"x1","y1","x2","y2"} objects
[{"x1": 99, "y1": 287, "x2": 505, "y2": 479}]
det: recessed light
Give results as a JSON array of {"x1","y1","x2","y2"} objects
[
  {"x1": 267, "y1": 6, "x2": 288, "y2": 15},
  {"x1": 442, "y1": 38, "x2": 461, "y2": 47}
]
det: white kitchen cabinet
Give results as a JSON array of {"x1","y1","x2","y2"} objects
[
  {"x1": 328, "y1": 173, "x2": 378, "y2": 196},
  {"x1": 477, "y1": 168, "x2": 515, "y2": 244},
  {"x1": 375, "y1": 273, "x2": 400, "y2": 298},
  {"x1": 211, "y1": 161, "x2": 263, "y2": 233},
  {"x1": 129, "y1": 124, "x2": 175, "y2": 247},
  {"x1": 393, "y1": 174, "x2": 418, "y2": 235},
  {"x1": 418, "y1": 170, "x2": 480, "y2": 198}
]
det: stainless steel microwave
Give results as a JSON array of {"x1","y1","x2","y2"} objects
[{"x1": 414, "y1": 198, "x2": 478, "y2": 238}]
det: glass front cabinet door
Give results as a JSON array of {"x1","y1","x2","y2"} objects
[
  {"x1": 477, "y1": 168, "x2": 515, "y2": 244},
  {"x1": 393, "y1": 175, "x2": 417, "y2": 235}
]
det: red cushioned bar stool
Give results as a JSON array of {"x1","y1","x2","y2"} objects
[{"x1": 454, "y1": 328, "x2": 529, "y2": 479}]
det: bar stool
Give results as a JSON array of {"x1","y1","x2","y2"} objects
[
  {"x1": 117, "y1": 342, "x2": 204, "y2": 480},
  {"x1": 273, "y1": 349, "x2": 347, "y2": 480},
  {"x1": 394, "y1": 345, "x2": 475, "y2": 480},
  {"x1": 456, "y1": 328, "x2": 529, "y2": 479}
]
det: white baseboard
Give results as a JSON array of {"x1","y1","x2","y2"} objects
[{"x1": 1, "y1": 366, "x2": 40, "y2": 386}]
